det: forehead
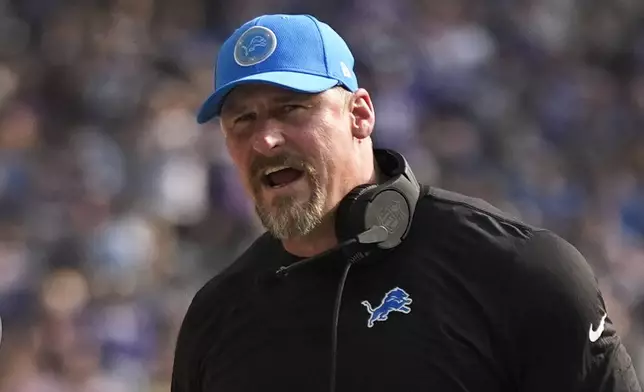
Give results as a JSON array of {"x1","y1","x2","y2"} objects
[{"x1": 221, "y1": 84, "x2": 336, "y2": 114}]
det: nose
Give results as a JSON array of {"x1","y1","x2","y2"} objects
[{"x1": 251, "y1": 122, "x2": 285, "y2": 156}]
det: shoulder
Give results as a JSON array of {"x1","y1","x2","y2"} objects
[
  {"x1": 187, "y1": 231, "x2": 278, "y2": 315},
  {"x1": 176, "y1": 232, "x2": 279, "y2": 344},
  {"x1": 507, "y1": 228, "x2": 602, "y2": 323},
  {"x1": 414, "y1": 187, "x2": 616, "y2": 353},
  {"x1": 172, "y1": 232, "x2": 278, "y2": 376},
  {"x1": 414, "y1": 186, "x2": 596, "y2": 295},
  {"x1": 415, "y1": 186, "x2": 535, "y2": 255}
]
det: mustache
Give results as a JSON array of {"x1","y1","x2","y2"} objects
[{"x1": 249, "y1": 154, "x2": 310, "y2": 179}]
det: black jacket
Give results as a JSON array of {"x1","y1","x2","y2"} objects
[{"x1": 171, "y1": 185, "x2": 642, "y2": 392}]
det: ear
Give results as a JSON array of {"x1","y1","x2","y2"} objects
[{"x1": 348, "y1": 88, "x2": 375, "y2": 140}]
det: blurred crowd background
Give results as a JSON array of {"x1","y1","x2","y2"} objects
[{"x1": 0, "y1": 0, "x2": 643, "y2": 390}]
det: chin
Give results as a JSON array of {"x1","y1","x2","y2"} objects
[{"x1": 269, "y1": 193, "x2": 310, "y2": 212}]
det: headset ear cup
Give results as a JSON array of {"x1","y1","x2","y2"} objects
[{"x1": 335, "y1": 184, "x2": 377, "y2": 242}]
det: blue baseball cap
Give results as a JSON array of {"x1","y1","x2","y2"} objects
[{"x1": 196, "y1": 14, "x2": 359, "y2": 124}]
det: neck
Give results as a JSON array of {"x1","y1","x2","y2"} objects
[
  {"x1": 281, "y1": 156, "x2": 383, "y2": 258},
  {"x1": 281, "y1": 216, "x2": 337, "y2": 258}
]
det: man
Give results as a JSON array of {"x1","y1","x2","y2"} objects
[{"x1": 172, "y1": 14, "x2": 642, "y2": 392}]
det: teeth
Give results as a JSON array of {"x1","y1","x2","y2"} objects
[{"x1": 264, "y1": 165, "x2": 291, "y2": 176}]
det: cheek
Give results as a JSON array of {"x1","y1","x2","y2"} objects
[
  {"x1": 225, "y1": 135, "x2": 249, "y2": 167},
  {"x1": 315, "y1": 119, "x2": 349, "y2": 164},
  {"x1": 305, "y1": 130, "x2": 343, "y2": 192},
  {"x1": 317, "y1": 119, "x2": 358, "y2": 193}
]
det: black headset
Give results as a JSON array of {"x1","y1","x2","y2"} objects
[
  {"x1": 333, "y1": 148, "x2": 421, "y2": 250},
  {"x1": 275, "y1": 148, "x2": 422, "y2": 278}
]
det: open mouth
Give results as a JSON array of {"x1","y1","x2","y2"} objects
[{"x1": 261, "y1": 165, "x2": 305, "y2": 189}]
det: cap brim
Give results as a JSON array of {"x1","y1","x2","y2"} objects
[{"x1": 196, "y1": 71, "x2": 340, "y2": 124}]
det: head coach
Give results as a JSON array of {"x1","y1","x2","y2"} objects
[{"x1": 171, "y1": 14, "x2": 642, "y2": 392}]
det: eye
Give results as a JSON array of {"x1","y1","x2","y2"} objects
[
  {"x1": 282, "y1": 104, "x2": 303, "y2": 113},
  {"x1": 234, "y1": 112, "x2": 256, "y2": 124}
]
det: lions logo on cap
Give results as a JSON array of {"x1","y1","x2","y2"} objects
[{"x1": 234, "y1": 26, "x2": 277, "y2": 67}]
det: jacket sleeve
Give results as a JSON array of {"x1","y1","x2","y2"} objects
[
  {"x1": 511, "y1": 230, "x2": 642, "y2": 392},
  {"x1": 171, "y1": 289, "x2": 208, "y2": 392}
]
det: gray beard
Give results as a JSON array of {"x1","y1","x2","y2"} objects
[{"x1": 254, "y1": 175, "x2": 326, "y2": 240}]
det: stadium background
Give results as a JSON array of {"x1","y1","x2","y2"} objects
[{"x1": 0, "y1": 0, "x2": 643, "y2": 390}]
